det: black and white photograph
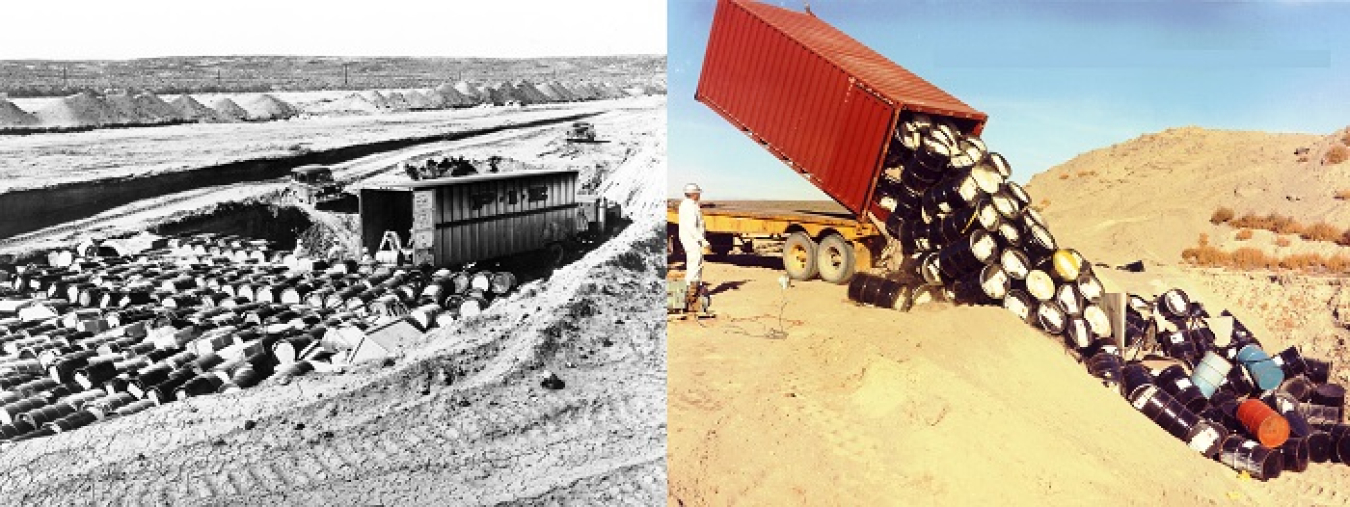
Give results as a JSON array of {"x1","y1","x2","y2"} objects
[{"x1": 0, "y1": 1, "x2": 667, "y2": 504}]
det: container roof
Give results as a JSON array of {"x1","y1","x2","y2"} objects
[
  {"x1": 734, "y1": 0, "x2": 986, "y2": 122},
  {"x1": 359, "y1": 168, "x2": 579, "y2": 191}
]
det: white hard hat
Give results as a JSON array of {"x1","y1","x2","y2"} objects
[{"x1": 684, "y1": 183, "x2": 702, "y2": 194}]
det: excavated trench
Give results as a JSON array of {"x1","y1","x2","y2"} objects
[
  {"x1": 143, "y1": 199, "x2": 631, "y2": 286},
  {"x1": 0, "y1": 112, "x2": 598, "y2": 239}
]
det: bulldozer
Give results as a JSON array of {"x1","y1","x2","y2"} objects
[
  {"x1": 284, "y1": 165, "x2": 346, "y2": 206},
  {"x1": 565, "y1": 121, "x2": 597, "y2": 143}
]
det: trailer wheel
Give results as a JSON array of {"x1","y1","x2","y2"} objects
[
  {"x1": 817, "y1": 234, "x2": 856, "y2": 285},
  {"x1": 783, "y1": 232, "x2": 819, "y2": 280}
]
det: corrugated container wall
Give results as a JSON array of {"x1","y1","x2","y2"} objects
[
  {"x1": 696, "y1": 0, "x2": 988, "y2": 217},
  {"x1": 359, "y1": 169, "x2": 580, "y2": 267}
]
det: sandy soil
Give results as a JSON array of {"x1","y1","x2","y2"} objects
[
  {"x1": 0, "y1": 99, "x2": 667, "y2": 505},
  {"x1": 0, "y1": 97, "x2": 649, "y2": 193},
  {"x1": 667, "y1": 257, "x2": 1350, "y2": 506}
]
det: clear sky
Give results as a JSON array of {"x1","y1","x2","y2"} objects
[
  {"x1": 0, "y1": 0, "x2": 666, "y2": 59},
  {"x1": 668, "y1": 0, "x2": 1350, "y2": 200}
]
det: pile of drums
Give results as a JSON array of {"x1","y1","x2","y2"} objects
[
  {"x1": 1115, "y1": 289, "x2": 1349, "y2": 479},
  {"x1": 846, "y1": 112, "x2": 1349, "y2": 480},
  {"x1": 0, "y1": 233, "x2": 518, "y2": 445}
]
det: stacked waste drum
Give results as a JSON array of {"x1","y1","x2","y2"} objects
[
  {"x1": 847, "y1": 112, "x2": 1349, "y2": 480},
  {"x1": 0, "y1": 233, "x2": 519, "y2": 445}
]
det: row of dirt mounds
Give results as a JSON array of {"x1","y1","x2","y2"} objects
[
  {"x1": 307, "y1": 79, "x2": 657, "y2": 114},
  {"x1": 0, "y1": 91, "x2": 301, "y2": 131},
  {"x1": 3, "y1": 79, "x2": 663, "y2": 133}
]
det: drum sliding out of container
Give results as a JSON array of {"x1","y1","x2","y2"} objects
[
  {"x1": 1034, "y1": 300, "x2": 1067, "y2": 336},
  {"x1": 951, "y1": 265, "x2": 1009, "y2": 306},
  {"x1": 1002, "y1": 289, "x2": 1035, "y2": 324},
  {"x1": 1085, "y1": 352, "x2": 1123, "y2": 390},
  {"x1": 847, "y1": 274, "x2": 907, "y2": 310}
]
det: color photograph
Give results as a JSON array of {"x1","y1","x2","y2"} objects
[{"x1": 666, "y1": 0, "x2": 1350, "y2": 504}]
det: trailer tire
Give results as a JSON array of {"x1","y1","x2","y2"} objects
[
  {"x1": 783, "y1": 232, "x2": 819, "y2": 280},
  {"x1": 817, "y1": 234, "x2": 856, "y2": 284}
]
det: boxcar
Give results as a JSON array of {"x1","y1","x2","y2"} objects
[{"x1": 359, "y1": 169, "x2": 583, "y2": 267}]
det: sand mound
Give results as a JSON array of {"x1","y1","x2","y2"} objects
[
  {"x1": 209, "y1": 97, "x2": 249, "y2": 121},
  {"x1": 238, "y1": 93, "x2": 298, "y2": 121},
  {"x1": 416, "y1": 88, "x2": 447, "y2": 109},
  {"x1": 102, "y1": 92, "x2": 143, "y2": 123},
  {"x1": 516, "y1": 81, "x2": 554, "y2": 104},
  {"x1": 1027, "y1": 127, "x2": 1340, "y2": 265},
  {"x1": 356, "y1": 90, "x2": 390, "y2": 109},
  {"x1": 434, "y1": 83, "x2": 474, "y2": 107},
  {"x1": 313, "y1": 93, "x2": 381, "y2": 114},
  {"x1": 595, "y1": 82, "x2": 628, "y2": 100},
  {"x1": 383, "y1": 91, "x2": 410, "y2": 110},
  {"x1": 532, "y1": 82, "x2": 564, "y2": 102},
  {"x1": 452, "y1": 81, "x2": 482, "y2": 102},
  {"x1": 402, "y1": 89, "x2": 434, "y2": 110},
  {"x1": 547, "y1": 81, "x2": 578, "y2": 102},
  {"x1": 0, "y1": 98, "x2": 39, "y2": 126},
  {"x1": 564, "y1": 82, "x2": 599, "y2": 101},
  {"x1": 169, "y1": 94, "x2": 221, "y2": 121},
  {"x1": 133, "y1": 93, "x2": 183, "y2": 122},
  {"x1": 33, "y1": 92, "x2": 124, "y2": 127}
]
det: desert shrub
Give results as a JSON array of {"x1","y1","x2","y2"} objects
[
  {"x1": 1210, "y1": 207, "x2": 1235, "y2": 224},
  {"x1": 1327, "y1": 145, "x2": 1350, "y2": 165},
  {"x1": 1336, "y1": 189, "x2": 1350, "y2": 201},
  {"x1": 1279, "y1": 253, "x2": 1324, "y2": 271},
  {"x1": 1182, "y1": 244, "x2": 1228, "y2": 267},
  {"x1": 1270, "y1": 214, "x2": 1303, "y2": 235},
  {"x1": 1235, "y1": 228, "x2": 1254, "y2": 241},
  {"x1": 1340, "y1": 130, "x2": 1350, "y2": 146},
  {"x1": 1301, "y1": 222, "x2": 1342, "y2": 243},
  {"x1": 1339, "y1": 229, "x2": 1350, "y2": 247},
  {"x1": 1058, "y1": 173, "x2": 1070, "y2": 180},
  {"x1": 1328, "y1": 254, "x2": 1350, "y2": 273},
  {"x1": 1230, "y1": 213, "x2": 1269, "y2": 230},
  {"x1": 1230, "y1": 247, "x2": 1274, "y2": 270},
  {"x1": 1275, "y1": 236, "x2": 1292, "y2": 247}
]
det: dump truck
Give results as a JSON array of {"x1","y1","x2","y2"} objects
[
  {"x1": 358, "y1": 169, "x2": 622, "y2": 268},
  {"x1": 668, "y1": 0, "x2": 988, "y2": 284}
]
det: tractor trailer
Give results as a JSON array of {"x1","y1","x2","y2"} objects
[{"x1": 668, "y1": 0, "x2": 989, "y2": 284}]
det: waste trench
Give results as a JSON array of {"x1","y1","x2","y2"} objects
[
  {"x1": 0, "y1": 231, "x2": 525, "y2": 444},
  {"x1": 849, "y1": 112, "x2": 1348, "y2": 480}
]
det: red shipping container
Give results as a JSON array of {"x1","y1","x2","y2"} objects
[{"x1": 697, "y1": 0, "x2": 988, "y2": 217}]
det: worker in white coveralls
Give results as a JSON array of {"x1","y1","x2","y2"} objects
[{"x1": 679, "y1": 183, "x2": 708, "y2": 309}]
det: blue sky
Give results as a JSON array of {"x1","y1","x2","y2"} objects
[{"x1": 668, "y1": 0, "x2": 1350, "y2": 200}]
